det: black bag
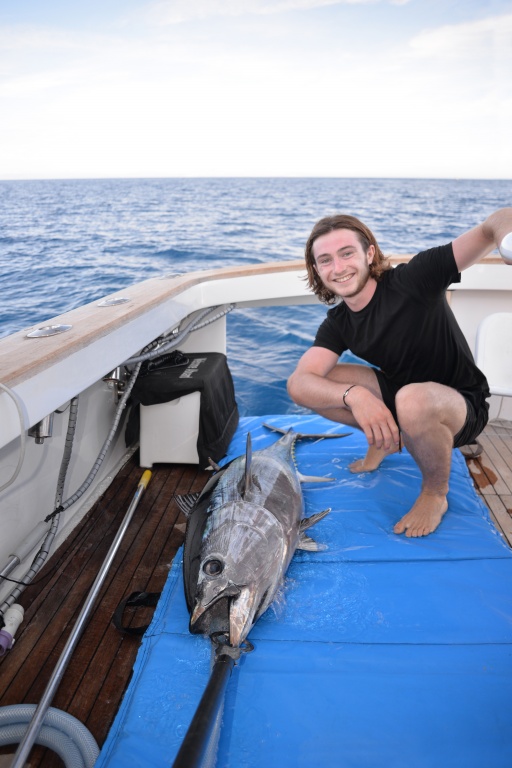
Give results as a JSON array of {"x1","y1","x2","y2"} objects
[{"x1": 126, "y1": 352, "x2": 239, "y2": 469}]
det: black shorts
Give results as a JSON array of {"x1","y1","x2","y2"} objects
[
  {"x1": 375, "y1": 371, "x2": 489, "y2": 450},
  {"x1": 452, "y1": 393, "x2": 489, "y2": 449}
]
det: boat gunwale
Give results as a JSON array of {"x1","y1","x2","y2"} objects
[
  {"x1": 0, "y1": 253, "x2": 505, "y2": 390},
  {"x1": 0, "y1": 260, "x2": 307, "y2": 388}
]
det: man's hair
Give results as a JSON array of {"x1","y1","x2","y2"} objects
[{"x1": 305, "y1": 214, "x2": 391, "y2": 304}]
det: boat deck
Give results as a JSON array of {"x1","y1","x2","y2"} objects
[
  {"x1": 0, "y1": 458, "x2": 210, "y2": 768},
  {"x1": 464, "y1": 419, "x2": 512, "y2": 546},
  {"x1": 0, "y1": 420, "x2": 511, "y2": 768}
]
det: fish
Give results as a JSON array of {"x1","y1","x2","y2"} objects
[{"x1": 176, "y1": 424, "x2": 349, "y2": 647}]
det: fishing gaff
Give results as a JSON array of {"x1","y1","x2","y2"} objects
[{"x1": 171, "y1": 638, "x2": 250, "y2": 768}]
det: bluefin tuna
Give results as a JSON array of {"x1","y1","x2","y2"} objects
[{"x1": 177, "y1": 424, "x2": 349, "y2": 647}]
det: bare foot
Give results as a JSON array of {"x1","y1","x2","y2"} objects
[
  {"x1": 393, "y1": 492, "x2": 448, "y2": 537},
  {"x1": 349, "y1": 442, "x2": 400, "y2": 473}
]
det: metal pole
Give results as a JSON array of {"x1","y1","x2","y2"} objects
[{"x1": 10, "y1": 470, "x2": 152, "y2": 768}]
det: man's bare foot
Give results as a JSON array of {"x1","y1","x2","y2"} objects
[
  {"x1": 349, "y1": 442, "x2": 400, "y2": 473},
  {"x1": 393, "y1": 492, "x2": 448, "y2": 537}
]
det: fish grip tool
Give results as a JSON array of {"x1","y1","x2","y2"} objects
[{"x1": 171, "y1": 633, "x2": 253, "y2": 768}]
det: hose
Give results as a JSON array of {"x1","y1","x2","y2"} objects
[
  {"x1": 0, "y1": 383, "x2": 26, "y2": 493},
  {"x1": 0, "y1": 370, "x2": 142, "y2": 614},
  {"x1": 124, "y1": 304, "x2": 235, "y2": 366},
  {"x1": 55, "y1": 396, "x2": 80, "y2": 507},
  {"x1": 0, "y1": 397, "x2": 80, "y2": 615},
  {"x1": 54, "y1": 360, "x2": 143, "y2": 515},
  {"x1": 0, "y1": 704, "x2": 99, "y2": 768}
]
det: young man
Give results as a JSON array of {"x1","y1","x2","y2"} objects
[{"x1": 287, "y1": 209, "x2": 512, "y2": 538}]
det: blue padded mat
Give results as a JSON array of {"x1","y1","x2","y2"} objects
[{"x1": 97, "y1": 415, "x2": 512, "y2": 768}]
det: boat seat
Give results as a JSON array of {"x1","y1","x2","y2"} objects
[{"x1": 475, "y1": 312, "x2": 512, "y2": 397}]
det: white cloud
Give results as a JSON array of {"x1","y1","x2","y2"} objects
[
  {"x1": 0, "y1": 5, "x2": 509, "y2": 180},
  {"x1": 145, "y1": 0, "x2": 409, "y2": 25},
  {"x1": 400, "y1": 12, "x2": 512, "y2": 104},
  {"x1": 409, "y1": 12, "x2": 512, "y2": 59}
]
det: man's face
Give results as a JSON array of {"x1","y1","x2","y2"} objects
[{"x1": 312, "y1": 228, "x2": 375, "y2": 301}]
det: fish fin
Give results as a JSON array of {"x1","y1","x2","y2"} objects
[
  {"x1": 261, "y1": 423, "x2": 290, "y2": 435},
  {"x1": 262, "y1": 423, "x2": 351, "y2": 441},
  {"x1": 298, "y1": 472, "x2": 335, "y2": 483},
  {"x1": 174, "y1": 492, "x2": 200, "y2": 517},
  {"x1": 300, "y1": 508, "x2": 331, "y2": 532},
  {"x1": 295, "y1": 431, "x2": 352, "y2": 440},
  {"x1": 243, "y1": 432, "x2": 253, "y2": 496},
  {"x1": 297, "y1": 534, "x2": 326, "y2": 552}
]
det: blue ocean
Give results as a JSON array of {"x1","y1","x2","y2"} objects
[{"x1": 1, "y1": 177, "x2": 511, "y2": 415}]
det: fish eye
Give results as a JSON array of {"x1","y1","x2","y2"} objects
[{"x1": 203, "y1": 559, "x2": 223, "y2": 577}]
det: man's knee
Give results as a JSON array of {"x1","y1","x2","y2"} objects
[
  {"x1": 395, "y1": 382, "x2": 465, "y2": 434},
  {"x1": 395, "y1": 383, "x2": 437, "y2": 427}
]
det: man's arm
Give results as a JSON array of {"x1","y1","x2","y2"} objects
[
  {"x1": 452, "y1": 207, "x2": 512, "y2": 272},
  {"x1": 287, "y1": 346, "x2": 345, "y2": 410},
  {"x1": 287, "y1": 346, "x2": 400, "y2": 449}
]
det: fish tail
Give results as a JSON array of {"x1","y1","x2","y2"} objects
[{"x1": 262, "y1": 423, "x2": 351, "y2": 441}]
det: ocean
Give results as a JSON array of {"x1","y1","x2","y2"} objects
[{"x1": 1, "y1": 177, "x2": 511, "y2": 415}]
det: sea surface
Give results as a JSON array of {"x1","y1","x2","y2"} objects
[{"x1": 1, "y1": 177, "x2": 511, "y2": 415}]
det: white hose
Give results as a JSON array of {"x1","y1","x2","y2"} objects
[
  {"x1": 0, "y1": 704, "x2": 99, "y2": 768},
  {"x1": 0, "y1": 383, "x2": 26, "y2": 493}
]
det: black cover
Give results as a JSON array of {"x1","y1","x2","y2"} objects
[{"x1": 127, "y1": 352, "x2": 239, "y2": 469}]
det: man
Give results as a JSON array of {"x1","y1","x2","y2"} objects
[{"x1": 287, "y1": 209, "x2": 512, "y2": 538}]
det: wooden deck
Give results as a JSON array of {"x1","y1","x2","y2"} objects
[
  {"x1": 464, "y1": 419, "x2": 512, "y2": 547},
  {"x1": 1, "y1": 421, "x2": 511, "y2": 767},
  {"x1": 0, "y1": 456, "x2": 210, "y2": 768}
]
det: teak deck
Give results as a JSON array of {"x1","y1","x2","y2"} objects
[
  {"x1": 464, "y1": 419, "x2": 512, "y2": 544},
  {"x1": 0, "y1": 458, "x2": 210, "y2": 768},
  {"x1": 1, "y1": 421, "x2": 511, "y2": 768}
]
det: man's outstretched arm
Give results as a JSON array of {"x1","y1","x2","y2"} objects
[{"x1": 453, "y1": 207, "x2": 512, "y2": 272}]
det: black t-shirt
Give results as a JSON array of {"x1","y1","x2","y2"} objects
[{"x1": 313, "y1": 243, "x2": 489, "y2": 410}]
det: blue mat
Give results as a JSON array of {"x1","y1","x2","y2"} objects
[{"x1": 97, "y1": 415, "x2": 512, "y2": 768}]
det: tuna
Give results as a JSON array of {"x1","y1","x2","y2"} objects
[{"x1": 177, "y1": 424, "x2": 349, "y2": 647}]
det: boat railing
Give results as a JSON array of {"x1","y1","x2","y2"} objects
[{"x1": 0, "y1": 254, "x2": 509, "y2": 447}]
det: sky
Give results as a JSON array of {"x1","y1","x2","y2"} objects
[{"x1": 0, "y1": 0, "x2": 511, "y2": 180}]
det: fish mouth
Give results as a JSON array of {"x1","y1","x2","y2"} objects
[
  {"x1": 228, "y1": 586, "x2": 258, "y2": 647},
  {"x1": 190, "y1": 584, "x2": 259, "y2": 647},
  {"x1": 190, "y1": 582, "x2": 240, "y2": 628},
  {"x1": 190, "y1": 601, "x2": 208, "y2": 626}
]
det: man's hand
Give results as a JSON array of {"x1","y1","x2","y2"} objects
[{"x1": 344, "y1": 385, "x2": 400, "y2": 451}]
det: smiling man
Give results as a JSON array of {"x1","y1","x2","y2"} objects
[{"x1": 287, "y1": 210, "x2": 512, "y2": 538}]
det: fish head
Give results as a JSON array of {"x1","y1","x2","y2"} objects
[{"x1": 190, "y1": 501, "x2": 286, "y2": 646}]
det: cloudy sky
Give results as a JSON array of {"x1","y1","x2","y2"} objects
[{"x1": 1, "y1": 0, "x2": 510, "y2": 180}]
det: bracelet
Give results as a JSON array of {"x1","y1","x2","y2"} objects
[{"x1": 342, "y1": 384, "x2": 358, "y2": 409}]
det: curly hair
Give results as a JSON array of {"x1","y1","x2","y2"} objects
[{"x1": 305, "y1": 214, "x2": 391, "y2": 305}]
